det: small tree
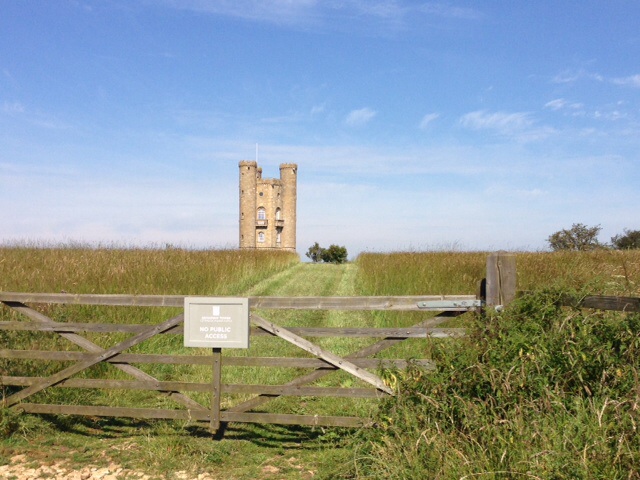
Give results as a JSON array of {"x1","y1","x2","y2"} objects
[
  {"x1": 547, "y1": 223, "x2": 602, "y2": 251},
  {"x1": 611, "y1": 229, "x2": 640, "y2": 250},
  {"x1": 305, "y1": 242, "x2": 324, "y2": 263},
  {"x1": 321, "y1": 244, "x2": 348, "y2": 264}
]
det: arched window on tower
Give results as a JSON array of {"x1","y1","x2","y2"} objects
[
  {"x1": 275, "y1": 208, "x2": 281, "y2": 220},
  {"x1": 258, "y1": 232, "x2": 265, "y2": 243},
  {"x1": 257, "y1": 208, "x2": 266, "y2": 220}
]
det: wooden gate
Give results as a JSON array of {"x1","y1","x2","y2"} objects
[{"x1": 0, "y1": 292, "x2": 479, "y2": 431}]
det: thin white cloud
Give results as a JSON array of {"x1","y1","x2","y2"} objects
[
  {"x1": 485, "y1": 185, "x2": 548, "y2": 198},
  {"x1": 156, "y1": 0, "x2": 482, "y2": 32},
  {"x1": 611, "y1": 74, "x2": 640, "y2": 88},
  {"x1": 2, "y1": 101, "x2": 25, "y2": 114},
  {"x1": 460, "y1": 110, "x2": 555, "y2": 142},
  {"x1": 419, "y1": 112, "x2": 439, "y2": 129},
  {"x1": 419, "y1": 3, "x2": 483, "y2": 20},
  {"x1": 159, "y1": 0, "x2": 319, "y2": 27},
  {"x1": 310, "y1": 103, "x2": 326, "y2": 116},
  {"x1": 345, "y1": 107, "x2": 376, "y2": 127},
  {"x1": 545, "y1": 98, "x2": 629, "y2": 121},
  {"x1": 544, "y1": 99, "x2": 566, "y2": 111},
  {"x1": 552, "y1": 69, "x2": 604, "y2": 84},
  {"x1": 552, "y1": 69, "x2": 640, "y2": 89},
  {"x1": 544, "y1": 98, "x2": 585, "y2": 114},
  {"x1": 459, "y1": 110, "x2": 533, "y2": 133}
]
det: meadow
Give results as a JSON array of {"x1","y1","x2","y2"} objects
[{"x1": 1, "y1": 245, "x2": 640, "y2": 479}]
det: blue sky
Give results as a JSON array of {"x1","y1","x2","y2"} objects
[{"x1": 1, "y1": 1, "x2": 639, "y2": 256}]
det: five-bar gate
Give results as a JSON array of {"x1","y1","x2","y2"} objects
[{"x1": 0, "y1": 292, "x2": 481, "y2": 431}]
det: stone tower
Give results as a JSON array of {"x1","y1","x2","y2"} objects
[{"x1": 239, "y1": 161, "x2": 297, "y2": 251}]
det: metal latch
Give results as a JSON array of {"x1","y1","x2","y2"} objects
[{"x1": 417, "y1": 299, "x2": 484, "y2": 311}]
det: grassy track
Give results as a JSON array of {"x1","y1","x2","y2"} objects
[{"x1": 245, "y1": 261, "x2": 351, "y2": 296}]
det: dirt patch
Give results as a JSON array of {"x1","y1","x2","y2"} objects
[{"x1": 0, "y1": 454, "x2": 217, "y2": 480}]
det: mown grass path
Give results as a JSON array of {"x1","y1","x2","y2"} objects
[{"x1": 244, "y1": 261, "x2": 355, "y2": 297}]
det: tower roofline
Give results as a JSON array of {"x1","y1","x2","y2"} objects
[
  {"x1": 239, "y1": 160, "x2": 257, "y2": 167},
  {"x1": 279, "y1": 163, "x2": 298, "y2": 169}
]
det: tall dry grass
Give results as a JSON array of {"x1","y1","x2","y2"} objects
[
  {"x1": 0, "y1": 243, "x2": 299, "y2": 295},
  {"x1": 355, "y1": 250, "x2": 640, "y2": 297}
]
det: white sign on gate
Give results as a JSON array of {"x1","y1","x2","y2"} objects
[{"x1": 183, "y1": 297, "x2": 249, "y2": 348}]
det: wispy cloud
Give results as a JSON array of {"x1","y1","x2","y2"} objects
[
  {"x1": 419, "y1": 112, "x2": 439, "y2": 129},
  {"x1": 485, "y1": 184, "x2": 548, "y2": 198},
  {"x1": 345, "y1": 107, "x2": 376, "y2": 127},
  {"x1": 460, "y1": 110, "x2": 533, "y2": 133},
  {"x1": 553, "y1": 69, "x2": 640, "y2": 89},
  {"x1": 544, "y1": 98, "x2": 584, "y2": 113},
  {"x1": 552, "y1": 69, "x2": 604, "y2": 84},
  {"x1": 544, "y1": 99, "x2": 567, "y2": 111},
  {"x1": 611, "y1": 74, "x2": 640, "y2": 88},
  {"x1": 418, "y1": 3, "x2": 484, "y2": 20},
  {"x1": 158, "y1": 0, "x2": 320, "y2": 27},
  {"x1": 2, "y1": 101, "x2": 25, "y2": 114},
  {"x1": 310, "y1": 103, "x2": 326, "y2": 116},
  {"x1": 459, "y1": 110, "x2": 555, "y2": 142},
  {"x1": 156, "y1": 0, "x2": 481, "y2": 32},
  {"x1": 544, "y1": 98, "x2": 629, "y2": 121}
]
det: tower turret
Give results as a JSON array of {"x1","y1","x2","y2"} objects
[
  {"x1": 280, "y1": 163, "x2": 297, "y2": 252},
  {"x1": 238, "y1": 161, "x2": 257, "y2": 249}
]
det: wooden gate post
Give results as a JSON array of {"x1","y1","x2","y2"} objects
[
  {"x1": 485, "y1": 252, "x2": 517, "y2": 308},
  {"x1": 211, "y1": 348, "x2": 222, "y2": 433}
]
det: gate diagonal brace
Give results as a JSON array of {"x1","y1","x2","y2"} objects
[
  {"x1": 226, "y1": 311, "x2": 460, "y2": 416},
  {"x1": 251, "y1": 314, "x2": 394, "y2": 395},
  {"x1": 4, "y1": 312, "x2": 186, "y2": 407},
  {"x1": 2, "y1": 301, "x2": 207, "y2": 413}
]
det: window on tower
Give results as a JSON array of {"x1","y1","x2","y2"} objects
[{"x1": 257, "y1": 208, "x2": 266, "y2": 220}]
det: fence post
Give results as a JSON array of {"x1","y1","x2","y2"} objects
[{"x1": 485, "y1": 252, "x2": 517, "y2": 308}]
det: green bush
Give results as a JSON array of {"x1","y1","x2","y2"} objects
[
  {"x1": 337, "y1": 291, "x2": 640, "y2": 479},
  {"x1": 612, "y1": 229, "x2": 640, "y2": 250},
  {"x1": 547, "y1": 223, "x2": 603, "y2": 251}
]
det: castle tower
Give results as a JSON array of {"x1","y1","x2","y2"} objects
[{"x1": 238, "y1": 161, "x2": 297, "y2": 252}]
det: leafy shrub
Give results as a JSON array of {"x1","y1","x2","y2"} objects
[
  {"x1": 612, "y1": 229, "x2": 640, "y2": 250},
  {"x1": 337, "y1": 291, "x2": 640, "y2": 478},
  {"x1": 547, "y1": 223, "x2": 603, "y2": 251},
  {"x1": 306, "y1": 243, "x2": 348, "y2": 264}
]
